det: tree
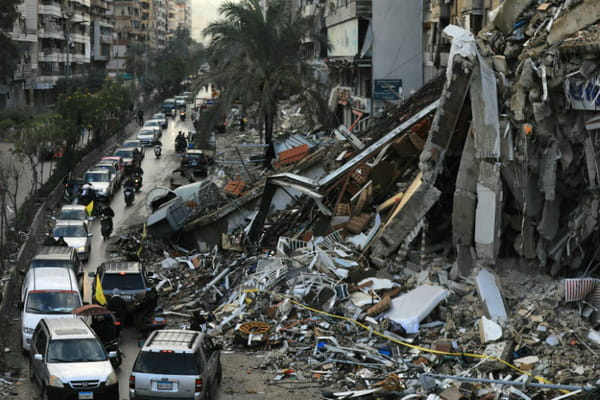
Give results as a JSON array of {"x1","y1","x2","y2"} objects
[
  {"x1": 202, "y1": 0, "x2": 327, "y2": 166},
  {"x1": 0, "y1": 0, "x2": 20, "y2": 82}
]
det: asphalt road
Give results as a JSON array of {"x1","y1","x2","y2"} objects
[{"x1": 81, "y1": 108, "x2": 194, "y2": 399}]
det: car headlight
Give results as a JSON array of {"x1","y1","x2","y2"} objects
[
  {"x1": 49, "y1": 375, "x2": 64, "y2": 388},
  {"x1": 23, "y1": 327, "x2": 34, "y2": 335},
  {"x1": 106, "y1": 371, "x2": 117, "y2": 386},
  {"x1": 76, "y1": 246, "x2": 87, "y2": 252}
]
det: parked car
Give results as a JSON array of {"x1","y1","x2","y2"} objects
[
  {"x1": 151, "y1": 112, "x2": 168, "y2": 129},
  {"x1": 143, "y1": 119, "x2": 163, "y2": 137},
  {"x1": 27, "y1": 246, "x2": 83, "y2": 292},
  {"x1": 29, "y1": 318, "x2": 119, "y2": 400},
  {"x1": 129, "y1": 329, "x2": 222, "y2": 400},
  {"x1": 136, "y1": 128, "x2": 159, "y2": 147},
  {"x1": 181, "y1": 149, "x2": 214, "y2": 178},
  {"x1": 102, "y1": 155, "x2": 125, "y2": 176},
  {"x1": 54, "y1": 204, "x2": 92, "y2": 226},
  {"x1": 52, "y1": 220, "x2": 92, "y2": 261},
  {"x1": 113, "y1": 148, "x2": 140, "y2": 173},
  {"x1": 92, "y1": 261, "x2": 154, "y2": 316},
  {"x1": 122, "y1": 139, "x2": 145, "y2": 160},
  {"x1": 95, "y1": 159, "x2": 123, "y2": 186},
  {"x1": 20, "y1": 267, "x2": 81, "y2": 352},
  {"x1": 84, "y1": 169, "x2": 118, "y2": 200}
]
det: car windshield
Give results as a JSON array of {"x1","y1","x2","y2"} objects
[
  {"x1": 144, "y1": 121, "x2": 159, "y2": 127},
  {"x1": 30, "y1": 259, "x2": 74, "y2": 270},
  {"x1": 57, "y1": 209, "x2": 87, "y2": 220},
  {"x1": 102, "y1": 273, "x2": 145, "y2": 290},
  {"x1": 47, "y1": 339, "x2": 106, "y2": 363},
  {"x1": 114, "y1": 150, "x2": 133, "y2": 158},
  {"x1": 85, "y1": 173, "x2": 109, "y2": 182},
  {"x1": 26, "y1": 291, "x2": 81, "y2": 314},
  {"x1": 53, "y1": 225, "x2": 86, "y2": 237},
  {"x1": 152, "y1": 114, "x2": 164, "y2": 120},
  {"x1": 133, "y1": 351, "x2": 199, "y2": 375},
  {"x1": 96, "y1": 164, "x2": 116, "y2": 174},
  {"x1": 123, "y1": 142, "x2": 140, "y2": 148}
]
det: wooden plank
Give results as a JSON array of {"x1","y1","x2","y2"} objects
[{"x1": 376, "y1": 191, "x2": 404, "y2": 213}]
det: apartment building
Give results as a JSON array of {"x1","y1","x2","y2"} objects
[
  {"x1": 90, "y1": 0, "x2": 114, "y2": 72},
  {"x1": 107, "y1": 0, "x2": 144, "y2": 76}
]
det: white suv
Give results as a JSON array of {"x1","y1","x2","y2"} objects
[{"x1": 129, "y1": 329, "x2": 222, "y2": 399}]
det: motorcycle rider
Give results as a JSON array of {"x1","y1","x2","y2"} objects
[
  {"x1": 99, "y1": 204, "x2": 115, "y2": 237},
  {"x1": 91, "y1": 313, "x2": 119, "y2": 345},
  {"x1": 135, "y1": 287, "x2": 158, "y2": 331}
]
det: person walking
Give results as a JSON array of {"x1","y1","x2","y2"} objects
[{"x1": 137, "y1": 109, "x2": 144, "y2": 126}]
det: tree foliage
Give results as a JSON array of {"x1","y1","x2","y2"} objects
[
  {"x1": 202, "y1": 0, "x2": 327, "y2": 163},
  {"x1": 0, "y1": 0, "x2": 20, "y2": 81}
]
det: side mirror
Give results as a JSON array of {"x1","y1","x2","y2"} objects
[
  {"x1": 88, "y1": 233, "x2": 93, "y2": 237},
  {"x1": 34, "y1": 353, "x2": 43, "y2": 361},
  {"x1": 51, "y1": 216, "x2": 56, "y2": 220},
  {"x1": 108, "y1": 351, "x2": 117, "y2": 359}
]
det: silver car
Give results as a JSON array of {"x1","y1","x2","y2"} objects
[
  {"x1": 52, "y1": 220, "x2": 92, "y2": 261},
  {"x1": 142, "y1": 120, "x2": 163, "y2": 138},
  {"x1": 136, "y1": 128, "x2": 159, "y2": 146},
  {"x1": 84, "y1": 169, "x2": 117, "y2": 200},
  {"x1": 122, "y1": 139, "x2": 146, "y2": 160},
  {"x1": 30, "y1": 318, "x2": 119, "y2": 400},
  {"x1": 152, "y1": 113, "x2": 168, "y2": 129},
  {"x1": 54, "y1": 204, "x2": 92, "y2": 226},
  {"x1": 129, "y1": 329, "x2": 221, "y2": 400},
  {"x1": 95, "y1": 159, "x2": 123, "y2": 186}
]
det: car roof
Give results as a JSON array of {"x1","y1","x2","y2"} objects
[
  {"x1": 100, "y1": 261, "x2": 142, "y2": 274},
  {"x1": 33, "y1": 246, "x2": 76, "y2": 258},
  {"x1": 145, "y1": 119, "x2": 161, "y2": 124},
  {"x1": 152, "y1": 113, "x2": 165, "y2": 117},
  {"x1": 138, "y1": 128, "x2": 155, "y2": 133},
  {"x1": 142, "y1": 329, "x2": 202, "y2": 352},
  {"x1": 85, "y1": 169, "x2": 109, "y2": 174},
  {"x1": 114, "y1": 147, "x2": 134, "y2": 153},
  {"x1": 123, "y1": 139, "x2": 142, "y2": 144},
  {"x1": 102, "y1": 156, "x2": 122, "y2": 160},
  {"x1": 96, "y1": 161, "x2": 117, "y2": 168},
  {"x1": 186, "y1": 150, "x2": 204, "y2": 155},
  {"x1": 44, "y1": 318, "x2": 95, "y2": 339},
  {"x1": 60, "y1": 205, "x2": 87, "y2": 212},
  {"x1": 26, "y1": 267, "x2": 77, "y2": 289},
  {"x1": 55, "y1": 220, "x2": 86, "y2": 227}
]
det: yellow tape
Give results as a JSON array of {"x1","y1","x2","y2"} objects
[{"x1": 242, "y1": 288, "x2": 558, "y2": 388}]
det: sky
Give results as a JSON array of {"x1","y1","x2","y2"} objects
[{"x1": 191, "y1": 0, "x2": 229, "y2": 42}]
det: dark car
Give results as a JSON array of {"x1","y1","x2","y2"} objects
[{"x1": 92, "y1": 262, "x2": 154, "y2": 318}]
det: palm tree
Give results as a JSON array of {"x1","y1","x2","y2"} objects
[{"x1": 202, "y1": 0, "x2": 328, "y2": 166}]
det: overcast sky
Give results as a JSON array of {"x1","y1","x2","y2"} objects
[{"x1": 191, "y1": 0, "x2": 230, "y2": 42}]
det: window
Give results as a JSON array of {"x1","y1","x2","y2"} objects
[
  {"x1": 102, "y1": 273, "x2": 145, "y2": 290},
  {"x1": 33, "y1": 328, "x2": 48, "y2": 355},
  {"x1": 133, "y1": 352, "x2": 199, "y2": 374},
  {"x1": 47, "y1": 339, "x2": 107, "y2": 363}
]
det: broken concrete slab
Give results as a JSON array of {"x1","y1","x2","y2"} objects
[
  {"x1": 382, "y1": 284, "x2": 449, "y2": 334},
  {"x1": 479, "y1": 316, "x2": 503, "y2": 343},
  {"x1": 492, "y1": 0, "x2": 535, "y2": 34},
  {"x1": 547, "y1": 0, "x2": 600, "y2": 45},
  {"x1": 475, "y1": 162, "x2": 502, "y2": 263},
  {"x1": 475, "y1": 268, "x2": 508, "y2": 323}
]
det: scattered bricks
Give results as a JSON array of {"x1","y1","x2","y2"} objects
[
  {"x1": 223, "y1": 179, "x2": 247, "y2": 196},
  {"x1": 274, "y1": 144, "x2": 310, "y2": 168},
  {"x1": 366, "y1": 296, "x2": 391, "y2": 317}
]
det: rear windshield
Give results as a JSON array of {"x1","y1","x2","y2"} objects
[
  {"x1": 114, "y1": 149, "x2": 133, "y2": 158},
  {"x1": 85, "y1": 172, "x2": 109, "y2": 182},
  {"x1": 26, "y1": 291, "x2": 81, "y2": 314},
  {"x1": 57, "y1": 209, "x2": 87, "y2": 220},
  {"x1": 47, "y1": 339, "x2": 106, "y2": 363},
  {"x1": 102, "y1": 273, "x2": 145, "y2": 290},
  {"x1": 134, "y1": 351, "x2": 199, "y2": 374},
  {"x1": 53, "y1": 225, "x2": 86, "y2": 237},
  {"x1": 30, "y1": 259, "x2": 75, "y2": 270}
]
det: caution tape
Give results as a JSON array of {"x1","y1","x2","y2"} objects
[{"x1": 242, "y1": 288, "x2": 561, "y2": 390}]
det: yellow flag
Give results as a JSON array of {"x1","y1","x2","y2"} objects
[
  {"x1": 85, "y1": 200, "x2": 94, "y2": 217},
  {"x1": 94, "y1": 274, "x2": 106, "y2": 306}
]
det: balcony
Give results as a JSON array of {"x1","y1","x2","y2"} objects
[
  {"x1": 326, "y1": 0, "x2": 371, "y2": 27},
  {"x1": 100, "y1": 33, "x2": 112, "y2": 43},
  {"x1": 38, "y1": 3, "x2": 63, "y2": 17},
  {"x1": 73, "y1": 53, "x2": 91, "y2": 64},
  {"x1": 38, "y1": 51, "x2": 68, "y2": 62},
  {"x1": 13, "y1": 64, "x2": 33, "y2": 80},
  {"x1": 91, "y1": 0, "x2": 109, "y2": 9},
  {"x1": 72, "y1": 32, "x2": 90, "y2": 43},
  {"x1": 10, "y1": 28, "x2": 37, "y2": 42},
  {"x1": 38, "y1": 28, "x2": 64, "y2": 40}
]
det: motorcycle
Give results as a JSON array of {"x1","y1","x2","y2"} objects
[
  {"x1": 104, "y1": 338, "x2": 124, "y2": 367},
  {"x1": 136, "y1": 306, "x2": 168, "y2": 337},
  {"x1": 100, "y1": 216, "x2": 113, "y2": 240},
  {"x1": 179, "y1": 110, "x2": 186, "y2": 121},
  {"x1": 175, "y1": 138, "x2": 187, "y2": 153},
  {"x1": 124, "y1": 186, "x2": 135, "y2": 206},
  {"x1": 154, "y1": 144, "x2": 162, "y2": 158},
  {"x1": 133, "y1": 174, "x2": 143, "y2": 192}
]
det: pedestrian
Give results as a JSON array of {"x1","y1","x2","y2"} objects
[
  {"x1": 137, "y1": 109, "x2": 144, "y2": 126},
  {"x1": 240, "y1": 117, "x2": 247, "y2": 132}
]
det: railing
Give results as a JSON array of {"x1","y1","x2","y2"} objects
[
  {"x1": 326, "y1": 0, "x2": 371, "y2": 27},
  {"x1": 38, "y1": 51, "x2": 68, "y2": 62},
  {"x1": 38, "y1": 3, "x2": 62, "y2": 16},
  {"x1": 10, "y1": 28, "x2": 37, "y2": 42}
]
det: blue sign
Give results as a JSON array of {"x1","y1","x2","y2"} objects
[{"x1": 374, "y1": 79, "x2": 403, "y2": 100}]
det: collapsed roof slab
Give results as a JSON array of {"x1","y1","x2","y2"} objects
[
  {"x1": 492, "y1": 0, "x2": 535, "y2": 34},
  {"x1": 547, "y1": 0, "x2": 600, "y2": 45},
  {"x1": 246, "y1": 101, "x2": 440, "y2": 246}
]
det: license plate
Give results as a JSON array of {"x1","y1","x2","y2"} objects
[
  {"x1": 78, "y1": 392, "x2": 93, "y2": 400},
  {"x1": 157, "y1": 382, "x2": 173, "y2": 390}
]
